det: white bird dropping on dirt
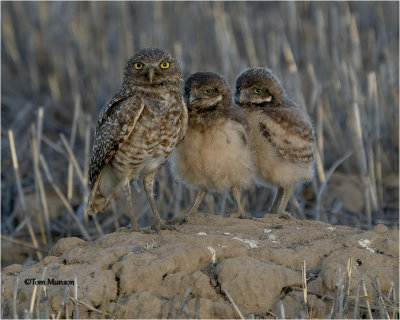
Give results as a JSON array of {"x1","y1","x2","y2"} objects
[
  {"x1": 268, "y1": 234, "x2": 280, "y2": 244},
  {"x1": 232, "y1": 237, "x2": 258, "y2": 249},
  {"x1": 358, "y1": 239, "x2": 375, "y2": 253},
  {"x1": 207, "y1": 246, "x2": 216, "y2": 263}
]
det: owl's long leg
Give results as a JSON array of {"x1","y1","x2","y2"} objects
[
  {"x1": 230, "y1": 186, "x2": 252, "y2": 219},
  {"x1": 166, "y1": 189, "x2": 207, "y2": 226},
  {"x1": 269, "y1": 187, "x2": 284, "y2": 214},
  {"x1": 122, "y1": 178, "x2": 140, "y2": 231},
  {"x1": 184, "y1": 189, "x2": 207, "y2": 221},
  {"x1": 143, "y1": 169, "x2": 163, "y2": 232},
  {"x1": 269, "y1": 185, "x2": 294, "y2": 219}
]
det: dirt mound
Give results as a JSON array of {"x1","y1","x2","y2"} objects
[{"x1": 2, "y1": 215, "x2": 398, "y2": 318}]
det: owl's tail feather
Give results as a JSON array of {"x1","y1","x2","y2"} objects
[
  {"x1": 86, "y1": 163, "x2": 122, "y2": 215},
  {"x1": 87, "y1": 193, "x2": 113, "y2": 216}
]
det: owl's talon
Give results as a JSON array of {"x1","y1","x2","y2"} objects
[
  {"x1": 167, "y1": 212, "x2": 193, "y2": 226},
  {"x1": 149, "y1": 220, "x2": 176, "y2": 233},
  {"x1": 162, "y1": 224, "x2": 176, "y2": 230},
  {"x1": 129, "y1": 222, "x2": 141, "y2": 232},
  {"x1": 141, "y1": 226, "x2": 155, "y2": 234},
  {"x1": 170, "y1": 216, "x2": 189, "y2": 227},
  {"x1": 176, "y1": 217, "x2": 189, "y2": 226},
  {"x1": 277, "y1": 211, "x2": 293, "y2": 220},
  {"x1": 239, "y1": 213, "x2": 253, "y2": 219},
  {"x1": 226, "y1": 212, "x2": 253, "y2": 219},
  {"x1": 166, "y1": 216, "x2": 183, "y2": 225}
]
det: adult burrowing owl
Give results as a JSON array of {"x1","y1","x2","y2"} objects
[
  {"x1": 235, "y1": 67, "x2": 315, "y2": 217},
  {"x1": 170, "y1": 72, "x2": 254, "y2": 223},
  {"x1": 88, "y1": 48, "x2": 187, "y2": 232}
]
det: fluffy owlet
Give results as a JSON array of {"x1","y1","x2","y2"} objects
[
  {"x1": 170, "y1": 72, "x2": 254, "y2": 223},
  {"x1": 88, "y1": 48, "x2": 187, "y2": 232},
  {"x1": 235, "y1": 67, "x2": 315, "y2": 217}
]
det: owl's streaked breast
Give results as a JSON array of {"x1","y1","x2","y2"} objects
[{"x1": 111, "y1": 96, "x2": 182, "y2": 178}]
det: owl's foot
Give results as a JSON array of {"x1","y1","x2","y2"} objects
[
  {"x1": 116, "y1": 226, "x2": 129, "y2": 233},
  {"x1": 167, "y1": 207, "x2": 201, "y2": 227},
  {"x1": 166, "y1": 214, "x2": 191, "y2": 227},
  {"x1": 226, "y1": 211, "x2": 253, "y2": 219},
  {"x1": 269, "y1": 211, "x2": 294, "y2": 220},
  {"x1": 131, "y1": 221, "x2": 141, "y2": 231},
  {"x1": 166, "y1": 215, "x2": 185, "y2": 226},
  {"x1": 116, "y1": 221, "x2": 141, "y2": 233},
  {"x1": 169, "y1": 189, "x2": 206, "y2": 227},
  {"x1": 141, "y1": 220, "x2": 176, "y2": 234}
]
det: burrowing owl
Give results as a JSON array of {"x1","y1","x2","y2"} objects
[
  {"x1": 235, "y1": 67, "x2": 315, "y2": 217},
  {"x1": 88, "y1": 48, "x2": 187, "y2": 232},
  {"x1": 170, "y1": 72, "x2": 254, "y2": 223}
]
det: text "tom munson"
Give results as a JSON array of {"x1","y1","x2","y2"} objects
[{"x1": 24, "y1": 278, "x2": 75, "y2": 286}]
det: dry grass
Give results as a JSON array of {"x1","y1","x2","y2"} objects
[{"x1": 1, "y1": 2, "x2": 399, "y2": 266}]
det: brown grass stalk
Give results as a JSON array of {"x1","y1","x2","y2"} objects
[
  {"x1": 223, "y1": 287, "x2": 244, "y2": 320},
  {"x1": 73, "y1": 274, "x2": 79, "y2": 320},
  {"x1": 39, "y1": 154, "x2": 92, "y2": 241},
  {"x1": 1, "y1": 235, "x2": 48, "y2": 253},
  {"x1": 60, "y1": 133, "x2": 86, "y2": 190},
  {"x1": 69, "y1": 297, "x2": 112, "y2": 317},
  {"x1": 13, "y1": 273, "x2": 18, "y2": 319},
  {"x1": 361, "y1": 275, "x2": 373, "y2": 319},
  {"x1": 32, "y1": 125, "x2": 51, "y2": 244},
  {"x1": 55, "y1": 287, "x2": 69, "y2": 320},
  {"x1": 8, "y1": 129, "x2": 43, "y2": 258},
  {"x1": 67, "y1": 96, "x2": 81, "y2": 202},
  {"x1": 351, "y1": 100, "x2": 372, "y2": 228}
]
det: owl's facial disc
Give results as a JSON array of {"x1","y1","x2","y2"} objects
[
  {"x1": 131, "y1": 60, "x2": 178, "y2": 85},
  {"x1": 237, "y1": 87, "x2": 272, "y2": 105},
  {"x1": 189, "y1": 87, "x2": 222, "y2": 109}
]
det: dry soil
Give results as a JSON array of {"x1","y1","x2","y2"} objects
[{"x1": 2, "y1": 214, "x2": 399, "y2": 319}]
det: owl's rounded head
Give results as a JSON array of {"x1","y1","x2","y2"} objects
[
  {"x1": 184, "y1": 72, "x2": 231, "y2": 111},
  {"x1": 124, "y1": 48, "x2": 182, "y2": 86},
  {"x1": 234, "y1": 67, "x2": 285, "y2": 107}
]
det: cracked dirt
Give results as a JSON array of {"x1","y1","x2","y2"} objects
[{"x1": 2, "y1": 214, "x2": 399, "y2": 318}]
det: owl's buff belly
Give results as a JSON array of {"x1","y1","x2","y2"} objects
[{"x1": 171, "y1": 120, "x2": 254, "y2": 191}]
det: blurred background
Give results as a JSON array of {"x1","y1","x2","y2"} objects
[{"x1": 1, "y1": 1, "x2": 398, "y2": 266}]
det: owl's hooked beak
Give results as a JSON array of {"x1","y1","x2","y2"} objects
[
  {"x1": 238, "y1": 91, "x2": 247, "y2": 104},
  {"x1": 189, "y1": 94, "x2": 197, "y2": 104},
  {"x1": 148, "y1": 67, "x2": 155, "y2": 84}
]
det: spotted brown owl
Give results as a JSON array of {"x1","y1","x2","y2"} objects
[
  {"x1": 235, "y1": 67, "x2": 315, "y2": 217},
  {"x1": 170, "y1": 72, "x2": 254, "y2": 223},
  {"x1": 88, "y1": 48, "x2": 187, "y2": 232}
]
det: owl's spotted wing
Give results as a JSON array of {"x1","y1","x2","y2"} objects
[
  {"x1": 259, "y1": 105, "x2": 314, "y2": 162},
  {"x1": 176, "y1": 95, "x2": 188, "y2": 146},
  {"x1": 89, "y1": 89, "x2": 145, "y2": 190}
]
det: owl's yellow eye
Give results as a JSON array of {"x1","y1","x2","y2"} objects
[
  {"x1": 134, "y1": 62, "x2": 143, "y2": 70},
  {"x1": 254, "y1": 88, "x2": 262, "y2": 94},
  {"x1": 160, "y1": 61, "x2": 170, "y2": 69}
]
